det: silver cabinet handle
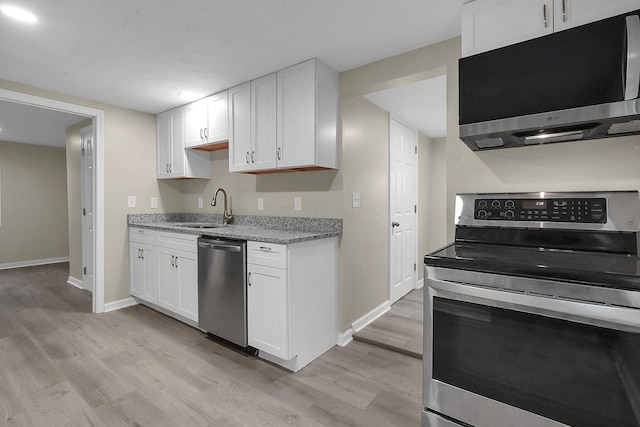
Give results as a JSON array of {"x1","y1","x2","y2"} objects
[
  {"x1": 246, "y1": 152, "x2": 250, "y2": 164},
  {"x1": 562, "y1": 0, "x2": 566, "y2": 22},
  {"x1": 625, "y1": 15, "x2": 640, "y2": 100},
  {"x1": 259, "y1": 246, "x2": 272, "y2": 251},
  {"x1": 141, "y1": 249, "x2": 144, "y2": 260},
  {"x1": 171, "y1": 255, "x2": 175, "y2": 267},
  {"x1": 248, "y1": 272, "x2": 252, "y2": 286},
  {"x1": 543, "y1": 4, "x2": 548, "y2": 28},
  {"x1": 138, "y1": 230, "x2": 144, "y2": 234},
  {"x1": 204, "y1": 127, "x2": 209, "y2": 140},
  {"x1": 137, "y1": 249, "x2": 141, "y2": 259},
  {"x1": 277, "y1": 147, "x2": 281, "y2": 160},
  {"x1": 251, "y1": 151, "x2": 255, "y2": 163},
  {"x1": 392, "y1": 221, "x2": 400, "y2": 227},
  {"x1": 200, "y1": 128, "x2": 203, "y2": 140},
  {"x1": 175, "y1": 256, "x2": 178, "y2": 268}
]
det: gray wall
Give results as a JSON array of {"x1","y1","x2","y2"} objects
[{"x1": 0, "y1": 140, "x2": 69, "y2": 265}]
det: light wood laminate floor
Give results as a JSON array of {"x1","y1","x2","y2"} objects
[
  {"x1": 0, "y1": 263, "x2": 422, "y2": 426},
  {"x1": 353, "y1": 288, "x2": 423, "y2": 359}
]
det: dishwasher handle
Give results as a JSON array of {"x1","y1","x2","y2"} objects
[{"x1": 198, "y1": 241, "x2": 243, "y2": 252}]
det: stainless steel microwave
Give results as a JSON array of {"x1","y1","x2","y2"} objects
[{"x1": 459, "y1": 10, "x2": 640, "y2": 151}]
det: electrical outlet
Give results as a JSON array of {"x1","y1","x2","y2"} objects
[
  {"x1": 127, "y1": 196, "x2": 136, "y2": 208},
  {"x1": 258, "y1": 197, "x2": 264, "y2": 211},
  {"x1": 294, "y1": 196, "x2": 302, "y2": 211},
  {"x1": 352, "y1": 192, "x2": 361, "y2": 208},
  {"x1": 198, "y1": 197, "x2": 203, "y2": 209},
  {"x1": 151, "y1": 197, "x2": 158, "y2": 209}
]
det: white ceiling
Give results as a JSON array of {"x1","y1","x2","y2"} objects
[
  {"x1": 0, "y1": 100, "x2": 87, "y2": 147},
  {"x1": 364, "y1": 76, "x2": 447, "y2": 138},
  {"x1": 0, "y1": 0, "x2": 466, "y2": 146}
]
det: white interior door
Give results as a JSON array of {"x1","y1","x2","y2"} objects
[
  {"x1": 389, "y1": 117, "x2": 417, "y2": 304},
  {"x1": 81, "y1": 125, "x2": 94, "y2": 292}
]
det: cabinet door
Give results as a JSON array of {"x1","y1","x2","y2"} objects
[
  {"x1": 461, "y1": 0, "x2": 553, "y2": 56},
  {"x1": 185, "y1": 100, "x2": 207, "y2": 147},
  {"x1": 156, "y1": 111, "x2": 171, "y2": 178},
  {"x1": 157, "y1": 249, "x2": 179, "y2": 312},
  {"x1": 176, "y1": 251, "x2": 198, "y2": 322},
  {"x1": 554, "y1": 0, "x2": 640, "y2": 32},
  {"x1": 168, "y1": 108, "x2": 185, "y2": 177},
  {"x1": 228, "y1": 83, "x2": 252, "y2": 172},
  {"x1": 205, "y1": 91, "x2": 229, "y2": 144},
  {"x1": 277, "y1": 60, "x2": 317, "y2": 168},
  {"x1": 247, "y1": 264, "x2": 289, "y2": 359},
  {"x1": 252, "y1": 73, "x2": 277, "y2": 171},
  {"x1": 129, "y1": 243, "x2": 158, "y2": 303}
]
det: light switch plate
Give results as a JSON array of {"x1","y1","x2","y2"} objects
[
  {"x1": 294, "y1": 196, "x2": 302, "y2": 211},
  {"x1": 127, "y1": 196, "x2": 136, "y2": 208},
  {"x1": 258, "y1": 197, "x2": 264, "y2": 211},
  {"x1": 151, "y1": 197, "x2": 158, "y2": 209},
  {"x1": 352, "y1": 192, "x2": 361, "y2": 208},
  {"x1": 198, "y1": 197, "x2": 203, "y2": 209}
]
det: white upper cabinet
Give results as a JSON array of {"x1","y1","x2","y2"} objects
[
  {"x1": 553, "y1": 0, "x2": 640, "y2": 32},
  {"x1": 229, "y1": 74, "x2": 278, "y2": 172},
  {"x1": 229, "y1": 59, "x2": 339, "y2": 173},
  {"x1": 156, "y1": 107, "x2": 210, "y2": 179},
  {"x1": 185, "y1": 91, "x2": 229, "y2": 148},
  {"x1": 276, "y1": 59, "x2": 339, "y2": 170},
  {"x1": 462, "y1": 0, "x2": 640, "y2": 56}
]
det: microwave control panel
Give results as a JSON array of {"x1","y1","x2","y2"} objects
[{"x1": 474, "y1": 198, "x2": 607, "y2": 223}]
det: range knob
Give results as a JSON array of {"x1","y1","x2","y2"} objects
[
  {"x1": 491, "y1": 200, "x2": 501, "y2": 208},
  {"x1": 505, "y1": 200, "x2": 515, "y2": 208},
  {"x1": 478, "y1": 200, "x2": 488, "y2": 209},
  {"x1": 477, "y1": 210, "x2": 488, "y2": 218},
  {"x1": 505, "y1": 210, "x2": 515, "y2": 219}
]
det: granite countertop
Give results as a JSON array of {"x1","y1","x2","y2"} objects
[{"x1": 128, "y1": 213, "x2": 342, "y2": 245}]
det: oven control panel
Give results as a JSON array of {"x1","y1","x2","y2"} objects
[{"x1": 474, "y1": 197, "x2": 607, "y2": 223}]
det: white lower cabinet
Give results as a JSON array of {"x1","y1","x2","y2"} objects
[
  {"x1": 129, "y1": 228, "x2": 199, "y2": 324},
  {"x1": 248, "y1": 263, "x2": 289, "y2": 359},
  {"x1": 247, "y1": 238, "x2": 338, "y2": 372},
  {"x1": 129, "y1": 241, "x2": 158, "y2": 303}
]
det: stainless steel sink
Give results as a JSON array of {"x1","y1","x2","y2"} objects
[{"x1": 174, "y1": 223, "x2": 221, "y2": 229}]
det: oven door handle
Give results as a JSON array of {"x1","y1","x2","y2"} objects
[{"x1": 428, "y1": 281, "x2": 640, "y2": 334}]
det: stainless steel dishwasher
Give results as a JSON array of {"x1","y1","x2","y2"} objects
[{"x1": 198, "y1": 237, "x2": 254, "y2": 352}]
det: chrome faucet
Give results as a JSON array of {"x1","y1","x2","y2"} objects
[{"x1": 211, "y1": 188, "x2": 234, "y2": 225}]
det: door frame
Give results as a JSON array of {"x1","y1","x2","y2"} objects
[
  {"x1": 388, "y1": 114, "x2": 419, "y2": 303},
  {"x1": 80, "y1": 124, "x2": 94, "y2": 292},
  {"x1": 0, "y1": 88, "x2": 105, "y2": 313}
]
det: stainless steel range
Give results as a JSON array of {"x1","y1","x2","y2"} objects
[{"x1": 423, "y1": 191, "x2": 640, "y2": 427}]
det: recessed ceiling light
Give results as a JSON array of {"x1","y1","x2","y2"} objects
[
  {"x1": 1, "y1": 5, "x2": 37, "y2": 23},
  {"x1": 179, "y1": 91, "x2": 202, "y2": 102}
]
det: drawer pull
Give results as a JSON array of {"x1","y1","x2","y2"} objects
[{"x1": 259, "y1": 246, "x2": 272, "y2": 251}]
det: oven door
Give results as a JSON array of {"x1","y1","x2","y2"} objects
[{"x1": 424, "y1": 276, "x2": 640, "y2": 427}]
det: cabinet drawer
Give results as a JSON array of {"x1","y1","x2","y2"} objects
[
  {"x1": 157, "y1": 231, "x2": 199, "y2": 253},
  {"x1": 129, "y1": 227, "x2": 157, "y2": 244},
  {"x1": 248, "y1": 241, "x2": 287, "y2": 269}
]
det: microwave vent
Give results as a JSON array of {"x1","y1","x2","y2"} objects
[
  {"x1": 608, "y1": 120, "x2": 640, "y2": 135},
  {"x1": 475, "y1": 137, "x2": 504, "y2": 149}
]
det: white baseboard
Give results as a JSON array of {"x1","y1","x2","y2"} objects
[
  {"x1": 416, "y1": 278, "x2": 424, "y2": 289},
  {"x1": 0, "y1": 256, "x2": 70, "y2": 270},
  {"x1": 351, "y1": 300, "x2": 391, "y2": 333},
  {"x1": 67, "y1": 276, "x2": 84, "y2": 289},
  {"x1": 104, "y1": 297, "x2": 138, "y2": 312},
  {"x1": 337, "y1": 328, "x2": 353, "y2": 347}
]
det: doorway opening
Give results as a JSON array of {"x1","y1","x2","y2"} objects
[{"x1": 0, "y1": 88, "x2": 105, "y2": 313}]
